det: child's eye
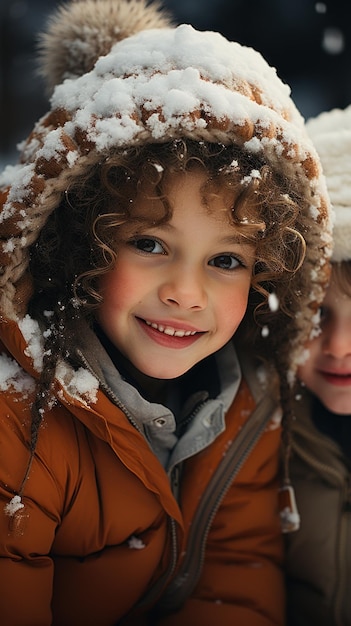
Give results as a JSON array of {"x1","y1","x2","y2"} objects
[
  {"x1": 129, "y1": 237, "x2": 165, "y2": 254},
  {"x1": 209, "y1": 254, "x2": 242, "y2": 270}
]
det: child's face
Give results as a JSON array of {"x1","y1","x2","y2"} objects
[
  {"x1": 298, "y1": 277, "x2": 351, "y2": 414},
  {"x1": 97, "y1": 169, "x2": 256, "y2": 379}
]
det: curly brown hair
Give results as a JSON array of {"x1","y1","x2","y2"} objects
[{"x1": 25, "y1": 139, "x2": 308, "y2": 468}]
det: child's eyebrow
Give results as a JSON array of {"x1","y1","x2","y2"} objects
[
  {"x1": 220, "y1": 234, "x2": 254, "y2": 246},
  {"x1": 146, "y1": 223, "x2": 252, "y2": 245}
]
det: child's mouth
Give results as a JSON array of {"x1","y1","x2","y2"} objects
[
  {"x1": 320, "y1": 370, "x2": 351, "y2": 386},
  {"x1": 137, "y1": 317, "x2": 205, "y2": 348}
]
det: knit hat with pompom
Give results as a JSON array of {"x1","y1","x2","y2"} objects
[
  {"x1": 306, "y1": 104, "x2": 351, "y2": 262},
  {"x1": 0, "y1": 0, "x2": 332, "y2": 377}
]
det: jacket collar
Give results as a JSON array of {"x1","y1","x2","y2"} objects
[{"x1": 73, "y1": 322, "x2": 243, "y2": 471}]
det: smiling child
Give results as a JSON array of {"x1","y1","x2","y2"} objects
[
  {"x1": 0, "y1": 1, "x2": 332, "y2": 625},
  {"x1": 286, "y1": 104, "x2": 351, "y2": 626}
]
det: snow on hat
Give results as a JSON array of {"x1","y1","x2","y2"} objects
[
  {"x1": 306, "y1": 104, "x2": 351, "y2": 262},
  {"x1": 0, "y1": 0, "x2": 332, "y2": 373}
]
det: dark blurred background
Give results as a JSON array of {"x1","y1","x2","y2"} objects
[{"x1": 1, "y1": 0, "x2": 351, "y2": 167}]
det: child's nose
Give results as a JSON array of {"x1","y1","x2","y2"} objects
[
  {"x1": 322, "y1": 322, "x2": 351, "y2": 359},
  {"x1": 158, "y1": 268, "x2": 207, "y2": 310}
]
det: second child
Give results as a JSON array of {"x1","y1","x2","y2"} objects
[{"x1": 286, "y1": 104, "x2": 351, "y2": 626}]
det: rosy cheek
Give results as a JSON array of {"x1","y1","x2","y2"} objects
[
  {"x1": 219, "y1": 291, "x2": 249, "y2": 332},
  {"x1": 100, "y1": 266, "x2": 147, "y2": 308}
]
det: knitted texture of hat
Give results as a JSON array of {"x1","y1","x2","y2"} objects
[
  {"x1": 0, "y1": 0, "x2": 332, "y2": 376},
  {"x1": 306, "y1": 105, "x2": 351, "y2": 262}
]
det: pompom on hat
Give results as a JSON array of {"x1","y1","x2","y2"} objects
[
  {"x1": 0, "y1": 0, "x2": 333, "y2": 375},
  {"x1": 37, "y1": 0, "x2": 174, "y2": 93},
  {"x1": 306, "y1": 104, "x2": 351, "y2": 262}
]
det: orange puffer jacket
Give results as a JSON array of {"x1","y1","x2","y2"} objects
[{"x1": 0, "y1": 318, "x2": 284, "y2": 626}]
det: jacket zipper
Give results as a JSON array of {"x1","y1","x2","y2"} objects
[
  {"x1": 77, "y1": 351, "x2": 180, "y2": 613},
  {"x1": 122, "y1": 516, "x2": 180, "y2": 618},
  {"x1": 157, "y1": 391, "x2": 279, "y2": 612},
  {"x1": 77, "y1": 350, "x2": 277, "y2": 614}
]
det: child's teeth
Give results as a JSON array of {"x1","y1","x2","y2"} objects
[
  {"x1": 164, "y1": 327, "x2": 175, "y2": 336},
  {"x1": 145, "y1": 320, "x2": 196, "y2": 337}
]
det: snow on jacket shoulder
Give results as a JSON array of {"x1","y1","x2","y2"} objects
[{"x1": 0, "y1": 317, "x2": 285, "y2": 626}]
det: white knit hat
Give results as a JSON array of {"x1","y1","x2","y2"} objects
[{"x1": 306, "y1": 105, "x2": 351, "y2": 262}]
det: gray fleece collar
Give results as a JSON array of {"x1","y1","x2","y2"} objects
[{"x1": 75, "y1": 323, "x2": 241, "y2": 470}]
